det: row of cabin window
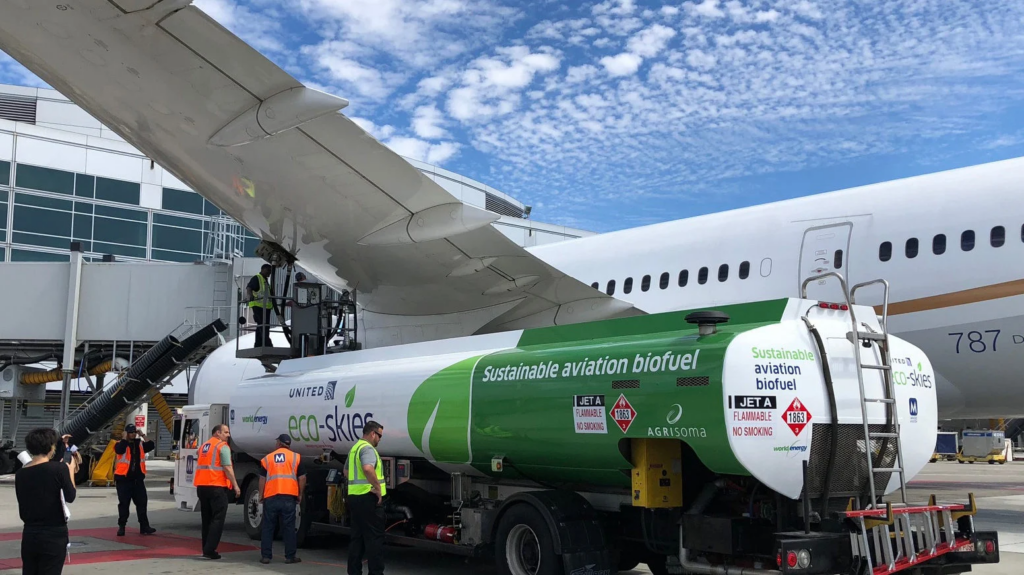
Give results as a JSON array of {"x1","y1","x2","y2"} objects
[
  {"x1": 592, "y1": 261, "x2": 752, "y2": 296},
  {"x1": 879, "y1": 225, "x2": 1024, "y2": 261}
]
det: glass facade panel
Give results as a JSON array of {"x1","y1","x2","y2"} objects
[
  {"x1": 204, "y1": 199, "x2": 221, "y2": 216},
  {"x1": 11, "y1": 249, "x2": 69, "y2": 262},
  {"x1": 154, "y1": 213, "x2": 203, "y2": 229},
  {"x1": 13, "y1": 205, "x2": 72, "y2": 236},
  {"x1": 244, "y1": 236, "x2": 260, "y2": 257},
  {"x1": 15, "y1": 164, "x2": 74, "y2": 195},
  {"x1": 15, "y1": 193, "x2": 72, "y2": 212},
  {"x1": 152, "y1": 225, "x2": 202, "y2": 253},
  {"x1": 163, "y1": 188, "x2": 204, "y2": 215},
  {"x1": 151, "y1": 249, "x2": 200, "y2": 263},
  {"x1": 94, "y1": 217, "x2": 147, "y2": 246},
  {"x1": 0, "y1": 160, "x2": 9, "y2": 186},
  {"x1": 92, "y1": 242, "x2": 146, "y2": 259},
  {"x1": 13, "y1": 231, "x2": 73, "y2": 250},
  {"x1": 0, "y1": 247, "x2": 4, "y2": 261},
  {"x1": 74, "y1": 201, "x2": 94, "y2": 214},
  {"x1": 73, "y1": 214, "x2": 92, "y2": 239},
  {"x1": 0, "y1": 189, "x2": 7, "y2": 201},
  {"x1": 95, "y1": 204, "x2": 147, "y2": 221},
  {"x1": 75, "y1": 174, "x2": 95, "y2": 198},
  {"x1": 95, "y1": 177, "x2": 140, "y2": 205}
]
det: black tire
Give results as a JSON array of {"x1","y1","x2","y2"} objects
[
  {"x1": 645, "y1": 555, "x2": 670, "y2": 575},
  {"x1": 0, "y1": 452, "x2": 14, "y2": 475},
  {"x1": 495, "y1": 505, "x2": 560, "y2": 575},
  {"x1": 616, "y1": 544, "x2": 642, "y2": 571},
  {"x1": 243, "y1": 479, "x2": 262, "y2": 540}
]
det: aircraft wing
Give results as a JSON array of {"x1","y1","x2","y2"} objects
[{"x1": 0, "y1": 1, "x2": 639, "y2": 338}]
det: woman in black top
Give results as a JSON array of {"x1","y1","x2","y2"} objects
[{"x1": 15, "y1": 428, "x2": 78, "y2": 575}]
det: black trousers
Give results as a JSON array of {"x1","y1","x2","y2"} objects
[
  {"x1": 252, "y1": 307, "x2": 269, "y2": 347},
  {"x1": 22, "y1": 526, "x2": 67, "y2": 575},
  {"x1": 347, "y1": 494, "x2": 384, "y2": 575},
  {"x1": 115, "y1": 477, "x2": 150, "y2": 528},
  {"x1": 197, "y1": 486, "x2": 230, "y2": 556}
]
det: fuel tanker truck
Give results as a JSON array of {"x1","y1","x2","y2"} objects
[{"x1": 173, "y1": 294, "x2": 999, "y2": 575}]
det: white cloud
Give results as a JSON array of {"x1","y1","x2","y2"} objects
[
  {"x1": 351, "y1": 117, "x2": 396, "y2": 141},
  {"x1": 685, "y1": 0, "x2": 726, "y2": 18},
  {"x1": 627, "y1": 24, "x2": 677, "y2": 58},
  {"x1": 661, "y1": 5, "x2": 681, "y2": 17},
  {"x1": 788, "y1": 0, "x2": 824, "y2": 20},
  {"x1": 592, "y1": 0, "x2": 636, "y2": 16},
  {"x1": 385, "y1": 136, "x2": 460, "y2": 164},
  {"x1": 565, "y1": 64, "x2": 600, "y2": 84},
  {"x1": 302, "y1": 41, "x2": 405, "y2": 99},
  {"x1": 412, "y1": 105, "x2": 449, "y2": 139},
  {"x1": 600, "y1": 53, "x2": 644, "y2": 76},
  {"x1": 444, "y1": 46, "x2": 562, "y2": 121},
  {"x1": 686, "y1": 49, "x2": 718, "y2": 69}
]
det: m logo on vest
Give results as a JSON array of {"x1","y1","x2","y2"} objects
[
  {"x1": 202, "y1": 443, "x2": 211, "y2": 454},
  {"x1": 274, "y1": 453, "x2": 286, "y2": 464}
]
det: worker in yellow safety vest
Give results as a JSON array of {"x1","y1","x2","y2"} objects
[
  {"x1": 194, "y1": 425, "x2": 241, "y2": 560},
  {"x1": 113, "y1": 423, "x2": 156, "y2": 537},
  {"x1": 258, "y1": 434, "x2": 306, "y2": 564},
  {"x1": 346, "y1": 420, "x2": 386, "y2": 575},
  {"x1": 246, "y1": 263, "x2": 274, "y2": 348}
]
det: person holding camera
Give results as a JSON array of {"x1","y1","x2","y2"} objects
[
  {"x1": 16, "y1": 428, "x2": 78, "y2": 575},
  {"x1": 114, "y1": 424, "x2": 156, "y2": 536}
]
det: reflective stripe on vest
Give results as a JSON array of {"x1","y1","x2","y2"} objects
[
  {"x1": 248, "y1": 274, "x2": 273, "y2": 309},
  {"x1": 261, "y1": 448, "x2": 300, "y2": 498},
  {"x1": 113, "y1": 442, "x2": 146, "y2": 477},
  {"x1": 194, "y1": 438, "x2": 231, "y2": 488},
  {"x1": 347, "y1": 439, "x2": 385, "y2": 497}
]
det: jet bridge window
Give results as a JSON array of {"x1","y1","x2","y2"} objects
[
  {"x1": 933, "y1": 234, "x2": 946, "y2": 255},
  {"x1": 991, "y1": 226, "x2": 1005, "y2": 248},
  {"x1": 624, "y1": 277, "x2": 634, "y2": 294},
  {"x1": 678, "y1": 270, "x2": 688, "y2": 287},
  {"x1": 879, "y1": 241, "x2": 892, "y2": 262},
  {"x1": 606, "y1": 280, "x2": 616, "y2": 295},
  {"x1": 961, "y1": 230, "x2": 975, "y2": 252},
  {"x1": 739, "y1": 261, "x2": 750, "y2": 279},
  {"x1": 698, "y1": 267, "x2": 709, "y2": 285},
  {"x1": 718, "y1": 264, "x2": 728, "y2": 282},
  {"x1": 641, "y1": 275, "x2": 651, "y2": 292},
  {"x1": 905, "y1": 238, "x2": 919, "y2": 259},
  {"x1": 659, "y1": 272, "x2": 669, "y2": 289}
]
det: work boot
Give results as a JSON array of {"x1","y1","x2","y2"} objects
[
  {"x1": 116, "y1": 526, "x2": 125, "y2": 537},
  {"x1": 141, "y1": 526, "x2": 156, "y2": 535},
  {"x1": 203, "y1": 552, "x2": 222, "y2": 560},
  {"x1": 260, "y1": 558, "x2": 271, "y2": 564},
  {"x1": 285, "y1": 557, "x2": 302, "y2": 564}
]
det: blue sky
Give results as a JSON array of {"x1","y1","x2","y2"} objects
[{"x1": 3, "y1": 0, "x2": 1024, "y2": 233}]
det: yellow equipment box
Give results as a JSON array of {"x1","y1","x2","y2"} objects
[{"x1": 631, "y1": 438, "x2": 683, "y2": 508}]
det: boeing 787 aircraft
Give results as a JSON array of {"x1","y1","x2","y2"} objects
[{"x1": 0, "y1": 1, "x2": 1020, "y2": 418}]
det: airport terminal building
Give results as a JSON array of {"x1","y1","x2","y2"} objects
[{"x1": 0, "y1": 82, "x2": 589, "y2": 264}]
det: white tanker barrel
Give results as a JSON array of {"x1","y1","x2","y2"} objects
[{"x1": 218, "y1": 298, "x2": 936, "y2": 502}]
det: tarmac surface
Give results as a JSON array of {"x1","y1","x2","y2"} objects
[{"x1": 0, "y1": 459, "x2": 1020, "y2": 574}]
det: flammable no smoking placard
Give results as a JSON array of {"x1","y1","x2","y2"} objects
[{"x1": 573, "y1": 395, "x2": 608, "y2": 434}]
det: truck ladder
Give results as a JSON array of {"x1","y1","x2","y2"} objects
[{"x1": 800, "y1": 274, "x2": 907, "y2": 507}]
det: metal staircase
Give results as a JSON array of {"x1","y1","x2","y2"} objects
[{"x1": 802, "y1": 273, "x2": 981, "y2": 575}]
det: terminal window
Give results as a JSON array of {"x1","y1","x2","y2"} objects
[
  {"x1": 163, "y1": 187, "x2": 204, "y2": 215},
  {"x1": 75, "y1": 174, "x2": 95, "y2": 198},
  {"x1": 15, "y1": 164, "x2": 74, "y2": 195},
  {"x1": 95, "y1": 177, "x2": 140, "y2": 205},
  {"x1": 0, "y1": 160, "x2": 9, "y2": 186}
]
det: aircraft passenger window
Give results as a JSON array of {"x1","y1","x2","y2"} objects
[
  {"x1": 624, "y1": 277, "x2": 633, "y2": 294},
  {"x1": 698, "y1": 267, "x2": 709, "y2": 285},
  {"x1": 739, "y1": 261, "x2": 750, "y2": 279},
  {"x1": 905, "y1": 238, "x2": 918, "y2": 259},
  {"x1": 678, "y1": 270, "x2": 689, "y2": 287},
  {"x1": 659, "y1": 272, "x2": 669, "y2": 289},
  {"x1": 991, "y1": 226, "x2": 1005, "y2": 247},
  {"x1": 606, "y1": 280, "x2": 616, "y2": 295},
  {"x1": 879, "y1": 242, "x2": 892, "y2": 262},
  {"x1": 1021, "y1": 223, "x2": 1024, "y2": 243},
  {"x1": 641, "y1": 275, "x2": 651, "y2": 292},
  {"x1": 718, "y1": 264, "x2": 728, "y2": 282},
  {"x1": 833, "y1": 250, "x2": 843, "y2": 269},
  {"x1": 591, "y1": 282, "x2": 599, "y2": 289},
  {"x1": 961, "y1": 230, "x2": 975, "y2": 251},
  {"x1": 933, "y1": 234, "x2": 946, "y2": 255}
]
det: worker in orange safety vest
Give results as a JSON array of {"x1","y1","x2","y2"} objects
[
  {"x1": 194, "y1": 425, "x2": 241, "y2": 560},
  {"x1": 258, "y1": 434, "x2": 306, "y2": 564},
  {"x1": 113, "y1": 423, "x2": 156, "y2": 537}
]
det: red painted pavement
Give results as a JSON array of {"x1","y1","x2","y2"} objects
[{"x1": 0, "y1": 528, "x2": 255, "y2": 569}]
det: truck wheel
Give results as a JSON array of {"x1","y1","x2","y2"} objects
[
  {"x1": 496, "y1": 505, "x2": 559, "y2": 575},
  {"x1": 243, "y1": 480, "x2": 263, "y2": 540}
]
